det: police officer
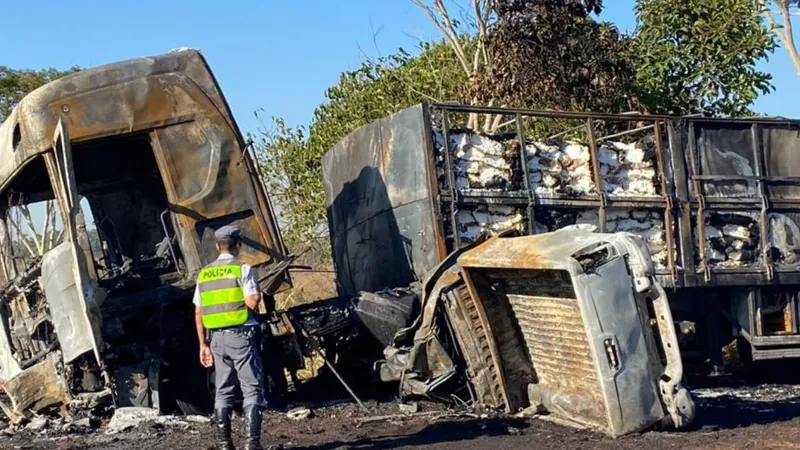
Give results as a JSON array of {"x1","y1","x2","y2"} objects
[{"x1": 194, "y1": 225, "x2": 266, "y2": 450}]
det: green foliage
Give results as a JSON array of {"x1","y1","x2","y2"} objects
[
  {"x1": 251, "y1": 39, "x2": 471, "y2": 254},
  {"x1": 475, "y1": 0, "x2": 637, "y2": 114},
  {"x1": 0, "y1": 66, "x2": 80, "y2": 122},
  {"x1": 631, "y1": 0, "x2": 776, "y2": 116}
]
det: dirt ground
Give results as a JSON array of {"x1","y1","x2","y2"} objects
[{"x1": 1, "y1": 383, "x2": 799, "y2": 450}]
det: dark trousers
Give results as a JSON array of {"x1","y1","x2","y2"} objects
[{"x1": 210, "y1": 327, "x2": 265, "y2": 410}]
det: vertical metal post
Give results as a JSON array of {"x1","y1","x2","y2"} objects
[
  {"x1": 754, "y1": 289, "x2": 764, "y2": 337},
  {"x1": 441, "y1": 109, "x2": 461, "y2": 249},
  {"x1": 751, "y1": 124, "x2": 773, "y2": 281},
  {"x1": 654, "y1": 122, "x2": 677, "y2": 283},
  {"x1": 586, "y1": 118, "x2": 607, "y2": 232},
  {"x1": 668, "y1": 121, "x2": 695, "y2": 287},
  {"x1": 515, "y1": 114, "x2": 536, "y2": 234},
  {"x1": 686, "y1": 124, "x2": 710, "y2": 283}
]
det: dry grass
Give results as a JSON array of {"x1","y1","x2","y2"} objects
[
  {"x1": 275, "y1": 237, "x2": 339, "y2": 310},
  {"x1": 275, "y1": 269, "x2": 337, "y2": 310}
]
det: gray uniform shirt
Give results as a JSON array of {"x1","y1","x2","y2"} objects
[{"x1": 193, "y1": 253, "x2": 259, "y2": 327}]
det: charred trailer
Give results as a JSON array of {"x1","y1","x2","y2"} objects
[
  {"x1": 0, "y1": 50, "x2": 289, "y2": 422},
  {"x1": 322, "y1": 103, "x2": 800, "y2": 371}
]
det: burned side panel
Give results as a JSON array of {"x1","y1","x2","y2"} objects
[
  {"x1": 40, "y1": 242, "x2": 101, "y2": 363},
  {"x1": 0, "y1": 50, "x2": 287, "y2": 287},
  {"x1": 573, "y1": 259, "x2": 665, "y2": 434},
  {"x1": 323, "y1": 105, "x2": 444, "y2": 296},
  {"x1": 694, "y1": 124, "x2": 758, "y2": 198}
]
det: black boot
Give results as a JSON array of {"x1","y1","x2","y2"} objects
[
  {"x1": 215, "y1": 408, "x2": 235, "y2": 450},
  {"x1": 244, "y1": 405, "x2": 263, "y2": 450}
]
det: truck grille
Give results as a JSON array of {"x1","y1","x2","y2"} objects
[
  {"x1": 507, "y1": 295, "x2": 600, "y2": 395},
  {"x1": 487, "y1": 269, "x2": 607, "y2": 427}
]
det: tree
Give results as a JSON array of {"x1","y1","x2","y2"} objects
[
  {"x1": 631, "y1": 0, "x2": 776, "y2": 116},
  {"x1": 0, "y1": 66, "x2": 79, "y2": 122},
  {"x1": 474, "y1": 0, "x2": 636, "y2": 115},
  {"x1": 252, "y1": 40, "x2": 471, "y2": 255},
  {"x1": 759, "y1": 1, "x2": 800, "y2": 81},
  {"x1": 411, "y1": 0, "x2": 504, "y2": 130}
]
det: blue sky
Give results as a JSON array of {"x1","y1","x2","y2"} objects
[{"x1": 2, "y1": 0, "x2": 799, "y2": 137}]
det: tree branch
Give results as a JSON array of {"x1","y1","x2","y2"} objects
[
  {"x1": 777, "y1": 0, "x2": 800, "y2": 79},
  {"x1": 761, "y1": 0, "x2": 800, "y2": 78},
  {"x1": 411, "y1": 0, "x2": 497, "y2": 128},
  {"x1": 411, "y1": 0, "x2": 472, "y2": 75},
  {"x1": 7, "y1": 215, "x2": 37, "y2": 258},
  {"x1": 432, "y1": 0, "x2": 471, "y2": 66},
  {"x1": 17, "y1": 205, "x2": 42, "y2": 255}
]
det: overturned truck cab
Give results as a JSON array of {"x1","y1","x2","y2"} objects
[
  {"x1": 0, "y1": 50, "x2": 288, "y2": 422},
  {"x1": 380, "y1": 229, "x2": 694, "y2": 437}
]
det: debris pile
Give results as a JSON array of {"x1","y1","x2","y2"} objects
[
  {"x1": 436, "y1": 130, "x2": 661, "y2": 198},
  {"x1": 697, "y1": 213, "x2": 761, "y2": 268}
]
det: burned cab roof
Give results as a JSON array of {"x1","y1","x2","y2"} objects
[{"x1": 0, "y1": 49, "x2": 239, "y2": 193}]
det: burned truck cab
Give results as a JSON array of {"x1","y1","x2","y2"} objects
[
  {"x1": 0, "y1": 50, "x2": 288, "y2": 422},
  {"x1": 382, "y1": 229, "x2": 694, "y2": 437}
]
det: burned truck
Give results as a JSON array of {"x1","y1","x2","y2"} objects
[
  {"x1": 322, "y1": 104, "x2": 800, "y2": 377},
  {"x1": 0, "y1": 50, "x2": 289, "y2": 422}
]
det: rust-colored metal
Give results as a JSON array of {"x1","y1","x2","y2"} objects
[
  {"x1": 585, "y1": 118, "x2": 607, "y2": 232},
  {"x1": 685, "y1": 125, "x2": 710, "y2": 282},
  {"x1": 441, "y1": 110, "x2": 461, "y2": 247},
  {"x1": 0, "y1": 357, "x2": 71, "y2": 424},
  {"x1": 443, "y1": 283, "x2": 507, "y2": 408},
  {"x1": 421, "y1": 105, "x2": 449, "y2": 262},
  {"x1": 515, "y1": 114, "x2": 536, "y2": 234},
  {"x1": 459, "y1": 269, "x2": 514, "y2": 411},
  {"x1": 653, "y1": 121, "x2": 677, "y2": 282},
  {"x1": 457, "y1": 232, "x2": 590, "y2": 272},
  {"x1": 750, "y1": 124, "x2": 774, "y2": 281}
]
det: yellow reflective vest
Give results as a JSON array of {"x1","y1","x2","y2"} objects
[{"x1": 197, "y1": 259, "x2": 248, "y2": 329}]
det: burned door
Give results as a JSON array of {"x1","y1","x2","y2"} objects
[
  {"x1": 151, "y1": 119, "x2": 283, "y2": 276},
  {"x1": 41, "y1": 119, "x2": 105, "y2": 363}
]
